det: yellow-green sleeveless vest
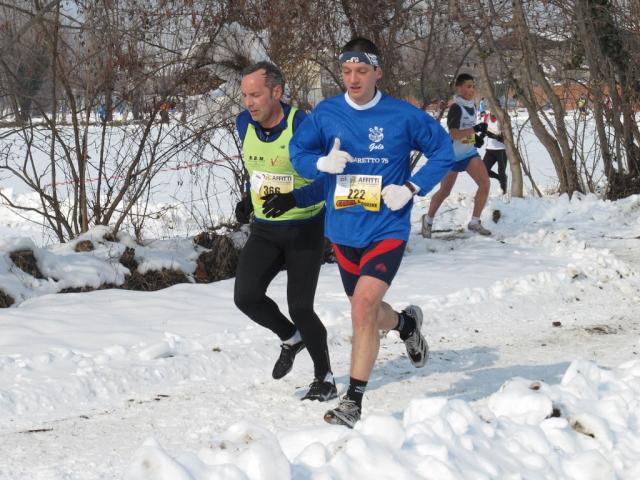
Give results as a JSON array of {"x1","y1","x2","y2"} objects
[{"x1": 243, "y1": 107, "x2": 323, "y2": 221}]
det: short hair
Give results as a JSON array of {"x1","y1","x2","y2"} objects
[
  {"x1": 455, "y1": 73, "x2": 475, "y2": 86},
  {"x1": 241, "y1": 61, "x2": 285, "y2": 91},
  {"x1": 340, "y1": 37, "x2": 382, "y2": 65}
]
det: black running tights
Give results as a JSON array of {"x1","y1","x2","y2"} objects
[
  {"x1": 234, "y1": 215, "x2": 331, "y2": 379},
  {"x1": 483, "y1": 149, "x2": 508, "y2": 192}
]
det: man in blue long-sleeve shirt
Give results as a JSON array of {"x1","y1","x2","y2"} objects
[{"x1": 289, "y1": 37, "x2": 454, "y2": 428}]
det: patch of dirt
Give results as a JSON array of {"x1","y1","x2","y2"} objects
[
  {"x1": 19, "y1": 428, "x2": 53, "y2": 434},
  {"x1": 584, "y1": 324, "x2": 618, "y2": 335},
  {"x1": 119, "y1": 247, "x2": 138, "y2": 271},
  {"x1": 0, "y1": 289, "x2": 15, "y2": 308},
  {"x1": 194, "y1": 232, "x2": 241, "y2": 282},
  {"x1": 103, "y1": 231, "x2": 118, "y2": 242},
  {"x1": 607, "y1": 171, "x2": 640, "y2": 200},
  {"x1": 570, "y1": 419, "x2": 595, "y2": 438},
  {"x1": 123, "y1": 269, "x2": 190, "y2": 291},
  {"x1": 74, "y1": 240, "x2": 95, "y2": 252},
  {"x1": 60, "y1": 283, "x2": 119, "y2": 294},
  {"x1": 9, "y1": 250, "x2": 44, "y2": 278}
]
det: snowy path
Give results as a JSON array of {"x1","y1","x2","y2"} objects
[{"x1": 4, "y1": 289, "x2": 637, "y2": 479}]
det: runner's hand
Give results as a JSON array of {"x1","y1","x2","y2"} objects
[
  {"x1": 235, "y1": 194, "x2": 253, "y2": 224},
  {"x1": 473, "y1": 122, "x2": 488, "y2": 134},
  {"x1": 317, "y1": 138, "x2": 351, "y2": 174},
  {"x1": 261, "y1": 192, "x2": 297, "y2": 218},
  {"x1": 474, "y1": 134, "x2": 485, "y2": 148},
  {"x1": 486, "y1": 131, "x2": 504, "y2": 142},
  {"x1": 381, "y1": 184, "x2": 414, "y2": 211}
]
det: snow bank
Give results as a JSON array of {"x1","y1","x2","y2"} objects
[{"x1": 125, "y1": 359, "x2": 640, "y2": 480}]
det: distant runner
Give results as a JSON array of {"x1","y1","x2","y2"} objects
[
  {"x1": 422, "y1": 73, "x2": 492, "y2": 238},
  {"x1": 482, "y1": 111, "x2": 508, "y2": 195}
]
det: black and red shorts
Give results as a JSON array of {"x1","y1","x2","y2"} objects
[{"x1": 332, "y1": 239, "x2": 406, "y2": 296}]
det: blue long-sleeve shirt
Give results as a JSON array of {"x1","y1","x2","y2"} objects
[
  {"x1": 292, "y1": 175, "x2": 326, "y2": 207},
  {"x1": 290, "y1": 92, "x2": 454, "y2": 247}
]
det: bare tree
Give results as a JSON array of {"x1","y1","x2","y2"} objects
[
  {"x1": 448, "y1": 0, "x2": 525, "y2": 197},
  {"x1": 2, "y1": 0, "x2": 639, "y2": 246},
  {"x1": 569, "y1": 0, "x2": 640, "y2": 198},
  {"x1": 0, "y1": 0, "x2": 243, "y2": 242}
]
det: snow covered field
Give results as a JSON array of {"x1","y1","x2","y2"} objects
[{"x1": 1, "y1": 117, "x2": 640, "y2": 479}]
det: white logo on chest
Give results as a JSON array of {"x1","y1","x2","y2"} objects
[{"x1": 368, "y1": 126, "x2": 384, "y2": 151}]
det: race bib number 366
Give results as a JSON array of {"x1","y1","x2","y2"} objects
[
  {"x1": 334, "y1": 174, "x2": 382, "y2": 212},
  {"x1": 252, "y1": 171, "x2": 294, "y2": 199},
  {"x1": 462, "y1": 134, "x2": 475, "y2": 144}
]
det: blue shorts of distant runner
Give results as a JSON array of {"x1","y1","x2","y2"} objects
[
  {"x1": 333, "y1": 239, "x2": 406, "y2": 296},
  {"x1": 452, "y1": 149, "x2": 479, "y2": 172}
]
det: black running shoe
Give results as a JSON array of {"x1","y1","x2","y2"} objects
[
  {"x1": 324, "y1": 396, "x2": 361, "y2": 428},
  {"x1": 401, "y1": 305, "x2": 429, "y2": 368},
  {"x1": 272, "y1": 341, "x2": 305, "y2": 379},
  {"x1": 301, "y1": 378, "x2": 337, "y2": 402}
]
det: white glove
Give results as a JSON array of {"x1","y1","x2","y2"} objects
[
  {"x1": 381, "y1": 184, "x2": 414, "y2": 211},
  {"x1": 317, "y1": 138, "x2": 352, "y2": 174}
]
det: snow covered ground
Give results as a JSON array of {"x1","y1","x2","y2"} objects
[{"x1": 1, "y1": 188, "x2": 640, "y2": 479}]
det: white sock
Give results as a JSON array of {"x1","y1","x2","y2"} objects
[
  {"x1": 423, "y1": 215, "x2": 434, "y2": 225},
  {"x1": 323, "y1": 371, "x2": 334, "y2": 383},
  {"x1": 470, "y1": 217, "x2": 481, "y2": 225},
  {"x1": 283, "y1": 330, "x2": 301, "y2": 345}
]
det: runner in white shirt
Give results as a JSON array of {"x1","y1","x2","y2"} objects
[
  {"x1": 422, "y1": 73, "x2": 491, "y2": 238},
  {"x1": 482, "y1": 111, "x2": 508, "y2": 194}
]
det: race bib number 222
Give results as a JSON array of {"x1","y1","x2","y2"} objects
[{"x1": 333, "y1": 174, "x2": 382, "y2": 212}]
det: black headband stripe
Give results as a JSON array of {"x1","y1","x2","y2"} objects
[{"x1": 339, "y1": 51, "x2": 380, "y2": 67}]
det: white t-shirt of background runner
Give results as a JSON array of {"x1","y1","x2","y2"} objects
[{"x1": 484, "y1": 113, "x2": 505, "y2": 151}]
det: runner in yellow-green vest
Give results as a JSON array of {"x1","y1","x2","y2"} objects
[
  {"x1": 233, "y1": 61, "x2": 336, "y2": 402},
  {"x1": 241, "y1": 105, "x2": 323, "y2": 222}
]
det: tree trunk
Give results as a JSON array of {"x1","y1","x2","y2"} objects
[
  {"x1": 476, "y1": 57, "x2": 524, "y2": 197},
  {"x1": 512, "y1": 0, "x2": 582, "y2": 194}
]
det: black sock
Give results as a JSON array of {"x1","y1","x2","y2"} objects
[
  {"x1": 346, "y1": 377, "x2": 368, "y2": 407},
  {"x1": 393, "y1": 311, "x2": 416, "y2": 340}
]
